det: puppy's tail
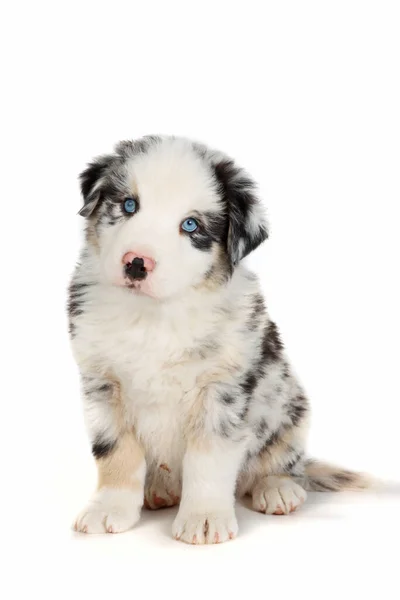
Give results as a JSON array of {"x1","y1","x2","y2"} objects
[{"x1": 299, "y1": 459, "x2": 374, "y2": 492}]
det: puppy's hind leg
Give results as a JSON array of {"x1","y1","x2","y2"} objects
[
  {"x1": 244, "y1": 422, "x2": 309, "y2": 516},
  {"x1": 73, "y1": 373, "x2": 145, "y2": 534},
  {"x1": 252, "y1": 475, "x2": 307, "y2": 515}
]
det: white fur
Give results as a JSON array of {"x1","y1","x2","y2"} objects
[
  {"x1": 70, "y1": 136, "x2": 315, "y2": 544},
  {"x1": 173, "y1": 438, "x2": 246, "y2": 543},
  {"x1": 73, "y1": 264, "x2": 257, "y2": 466},
  {"x1": 99, "y1": 139, "x2": 221, "y2": 298},
  {"x1": 73, "y1": 487, "x2": 143, "y2": 534},
  {"x1": 252, "y1": 476, "x2": 307, "y2": 514}
]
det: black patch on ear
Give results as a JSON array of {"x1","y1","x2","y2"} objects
[
  {"x1": 213, "y1": 159, "x2": 268, "y2": 265},
  {"x1": 78, "y1": 154, "x2": 115, "y2": 217}
]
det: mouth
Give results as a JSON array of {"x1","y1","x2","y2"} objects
[
  {"x1": 125, "y1": 280, "x2": 144, "y2": 292},
  {"x1": 123, "y1": 278, "x2": 156, "y2": 299}
]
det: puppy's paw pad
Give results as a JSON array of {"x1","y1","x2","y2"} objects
[
  {"x1": 253, "y1": 479, "x2": 307, "y2": 515},
  {"x1": 144, "y1": 467, "x2": 180, "y2": 510},
  {"x1": 144, "y1": 488, "x2": 180, "y2": 510},
  {"x1": 172, "y1": 510, "x2": 238, "y2": 544},
  {"x1": 73, "y1": 488, "x2": 141, "y2": 534}
]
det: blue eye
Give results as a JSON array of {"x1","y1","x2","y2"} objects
[
  {"x1": 123, "y1": 197, "x2": 137, "y2": 214},
  {"x1": 181, "y1": 218, "x2": 199, "y2": 233}
]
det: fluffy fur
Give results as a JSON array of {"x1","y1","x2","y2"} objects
[{"x1": 69, "y1": 135, "x2": 368, "y2": 544}]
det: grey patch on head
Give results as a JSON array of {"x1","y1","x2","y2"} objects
[
  {"x1": 95, "y1": 199, "x2": 125, "y2": 231},
  {"x1": 192, "y1": 141, "x2": 209, "y2": 160},
  {"x1": 115, "y1": 135, "x2": 162, "y2": 159},
  {"x1": 78, "y1": 136, "x2": 161, "y2": 221}
]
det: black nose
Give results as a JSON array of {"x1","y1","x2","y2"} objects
[{"x1": 124, "y1": 257, "x2": 148, "y2": 281}]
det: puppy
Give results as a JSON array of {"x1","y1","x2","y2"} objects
[{"x1": 69, "y1": 135, "x2": 368, "y2": 544}]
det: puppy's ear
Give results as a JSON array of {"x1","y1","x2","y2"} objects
[
  {"x1": 78, "y1": 155, "x2": 114, "y2": 217},
  {"x1": 214, "y1": 159, "x2": 268, "y2": 265}
]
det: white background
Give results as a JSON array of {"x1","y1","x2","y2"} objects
[{"x1": 1, "y1": 1, "x2": 399, "y2": 598}]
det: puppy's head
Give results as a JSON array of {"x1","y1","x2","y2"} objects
[{"x1": 79, "y1": 136, "x2": 268, "y2": 300}]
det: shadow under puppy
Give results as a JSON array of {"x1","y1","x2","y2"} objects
[{"x1": 69, "y1": 135, "x2": 369, "y2": 544}]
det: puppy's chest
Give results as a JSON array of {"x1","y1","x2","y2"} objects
[
  {"x1": 82, "y1": 300, "x2": 219, "y2": 463},
  {"x1": 79, "y1": 296, "x2": 219, "y2": 401}
]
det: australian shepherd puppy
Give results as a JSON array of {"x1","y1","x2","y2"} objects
[{"x1": 69, "y1": 136, "x2": 368, "y2": 544}]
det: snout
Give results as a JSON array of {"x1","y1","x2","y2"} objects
[{"x1": 123, "y1": 251, "x2": 156, "y2": 281}]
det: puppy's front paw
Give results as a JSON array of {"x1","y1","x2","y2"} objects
[
  {"x1": 172, "y1": 509, "x2": 238, "y2": 544},
  {"x1": 73, "y1": 488, "x2": 142, "y2": 534}
]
